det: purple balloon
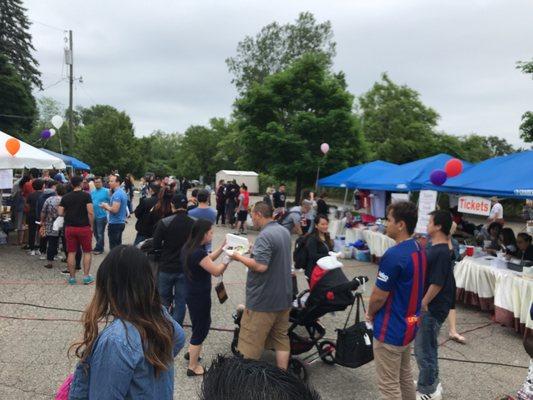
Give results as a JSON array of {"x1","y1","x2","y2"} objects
[
  {"x1": 41, "y1": 129, "x2": 51, "y2": 139},
  {"x1": 430, "y1": 169, "x2": 447, "y2": 186}
]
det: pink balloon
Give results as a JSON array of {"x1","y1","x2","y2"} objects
[{"x1": 320, "y1": 143, "x2": 329, "y2": 154}]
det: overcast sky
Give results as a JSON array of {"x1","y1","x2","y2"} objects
[{"x1": 25, "y1": 0, "x2": 533, "y2": 146}]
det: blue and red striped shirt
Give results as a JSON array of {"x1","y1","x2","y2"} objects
[{"x1": 373, "y1": 238, "x2": 427, "y2": 347}]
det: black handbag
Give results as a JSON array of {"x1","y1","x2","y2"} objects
[{"x1": 334, "y1": 293, "x2": 374, "y2": 368}]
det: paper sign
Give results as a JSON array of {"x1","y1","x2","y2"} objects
[
  {"x1": 415, "y1": 190, "x2": 438, "y2": 234},
  {"x1": 391, "y1": 193, "x2": 410, "y2": 204},
  {"x1": 458, "y1": 196, "x2": 491, "y2": 216},
  {"x1": 0, "y1": 169, "x2": 13, "y2": 189}
]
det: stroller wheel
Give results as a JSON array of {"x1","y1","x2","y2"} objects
[
  {"x1": 288, "y1": 358, "x2": 308, "y2": 382},
  {"x1": 318, "y1": 340, "x2": 336, "y2": 365}
]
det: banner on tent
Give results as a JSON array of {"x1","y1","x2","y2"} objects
[
  {"x1": 458, "y1": 196, "x2": 491, "y2": 216},
  {"x1": 0, "y1": 169, "x2": 13, "y2": 189},
  {"x1": 415, "y1": 190, "x2": 438, "y2": 234}
]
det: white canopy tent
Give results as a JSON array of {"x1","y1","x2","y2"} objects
[
  {"x1": 216, "y1": 170, "x2": 259, "y2": 193},
  {"x1": 0, "y1": 130, "x2": 66, "y2": 170}
]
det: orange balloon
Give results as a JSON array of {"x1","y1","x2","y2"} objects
[{"x1": 5, "y1": 138, "x2": 21, "y2": 156}]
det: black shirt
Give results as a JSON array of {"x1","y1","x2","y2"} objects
[
  {"x1": 316, "y1": 198, "x2": 328, "y2": 216},
  {"x1": 184, "y1": 247, "x2": 211, "y2": 295},
  {"x1": 306, "y1": 235, "x2": 333, "y2": 276},
  {"x1": 27, "y1": 191, "x2": 42, "y2": 220},
  {"x1": 134, "y1": 196, "x2": 158, "y2": 236},
  {"x1": 514, "y1": 244, "x2": 533, "y2": 262},
  {"x1": 152, "y1": 211, "x2": 194, "y2": 273},
  {"x1": 425, "y1": 243, "x2": 455, "y2": 323},
  {"x1": 272, "y1": 191, "x2": 286, "y2": 208},
  {"x1": 59, "y1": 190, "x2": 92, "y2": 227}
]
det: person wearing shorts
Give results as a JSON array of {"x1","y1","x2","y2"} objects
[
  {"x1": 58, "y1": 176, "x2": 94, "y2": 285},
  {"x1": 230, "y1": 202, "x2": 293, "y2": 369}
]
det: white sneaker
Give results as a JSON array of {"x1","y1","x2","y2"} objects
[
  {"x1": 416, "y1": 384, "x2": 442, "y2": 400},
  {"x1": 35, "y1": 250, "x2": 41, "y2": 256},
  {"x1": 28, "y1": 250, "x2": 36, "y2": 256},
  {"x1": 39, "y1": 255, "x2": 46, "y2": 260}
]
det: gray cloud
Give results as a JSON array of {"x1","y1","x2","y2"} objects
[{"x1": 26, "y1": 0, "x2": 533, "y2": 146}]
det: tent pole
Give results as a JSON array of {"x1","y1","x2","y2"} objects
[{"x1": 343, "y1": 188, "x2": 348, "y2": 207}]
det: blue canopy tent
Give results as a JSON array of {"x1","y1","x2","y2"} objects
[
  {"x1": 350, "y1": 153, "x2": 472, "y2": 192},
  {"x1": 39, "y1": 148, "x2": 91, "y2": 171},
  {"x1": 421, "y1": 150, "x2": 533, "y2": 199},
  {"x1": 318, "y1": 160, "x2": 397, "y2": 188}
]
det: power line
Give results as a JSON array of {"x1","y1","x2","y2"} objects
[
  {"x1": 31, "y1": 19, "x2": 66, "y2": 32},
  {"x1": 41, "y1": 77, "x2": 68, "y2": 91},
  {"x1": 0, "y1": 114, "x2": 34, "y2": 120}
]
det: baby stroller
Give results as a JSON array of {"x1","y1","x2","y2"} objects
[{"x1": 231, "y1": 253, "x2": 369, "y2": 381}]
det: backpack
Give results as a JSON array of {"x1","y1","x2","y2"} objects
[
  {"x1": 275, "y1": 209, "x2": 299, "y2": 225},
  {"x1": 242, "y1": 192, "x2": 250, "y2": 209},
  {"x1": 293, "y1": 235, "x2": 310, "y2": 270}
]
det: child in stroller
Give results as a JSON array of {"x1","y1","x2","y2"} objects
[{"x1": 231, "y1": 253, "x2": 368, "y2": 381}]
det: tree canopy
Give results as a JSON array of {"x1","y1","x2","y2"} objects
[
  {"x1": 226, "y1": 12, "x2": 336, "y2": 93},
  {"x1": 75, "y1": 106, "x2": 143, "y2": 176},
  {"x1": 358, "y1": 73, "x2": 439, "y2": 164},
  {"x1": 235, "y1": 52, "x2": 365, "y2": 198},
  {"x1": 0, "y1": 53, "x2": 36, "y2": 137},
  {"x1": 0, "y1": 0, "x2": 41, "y2": 88}
]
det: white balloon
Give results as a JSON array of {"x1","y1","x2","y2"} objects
[
  {"x1": 49, "y1": 128, "x2": 56, "y2": 137},
  {"x1": 51, "y1": 115, "x2": 64, "y2": 129}
]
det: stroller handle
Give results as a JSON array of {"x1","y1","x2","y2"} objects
[{"x1": 350, "y1": 276, "x2": 369, "y2": 290}]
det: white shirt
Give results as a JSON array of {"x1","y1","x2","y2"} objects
[{"x1": 489, "y1": 202, "x2": 503, "y2": 220}]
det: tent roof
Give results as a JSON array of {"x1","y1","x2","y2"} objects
[
  {"x1": 423, "y1": 150, "x2": 533, "y2": 199},
  {"x1": 0, "y1": 131, "x2": 66, "y2": 170},
  {"x1": 318, "y1": 160, "x2": 397, "y2": 188},
  {"x1": 217, "y1": 170, "x2": 259, "y2": 176},
  {"x1": 353, "y1": 153, "x2": 473, "y2": 191},
  {"x1": 40, "y1": 148, "x2": 91, "y2": 171}
]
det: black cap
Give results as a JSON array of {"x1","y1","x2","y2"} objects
[{"x1": 171, "y1": 193, "x2": 188, "y2": 209}]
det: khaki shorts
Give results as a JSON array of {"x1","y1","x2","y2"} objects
[{"x1": 238, "y1": 308, "x2": 290, "y2": 359}]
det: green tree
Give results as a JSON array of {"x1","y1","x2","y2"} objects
[
  {"x1": 141, "y1": 130, "x2": 182, "y2": 177},
  {"x1": 0, "y1": 53, "x2": 36, "y2": 137},
  {"x1": 0, "y1": 0, "x2": 41, "y2": 88},
  {"x1": 226, "y1": 12, "x2": 336, "y2": 93},
  {"x1": 76, "y1": 106, "x2": 144, "y2": 176},
  {"x1": 519, "y1": 111, "x2": 533, "y2": 143},
  {"x1": 457, "y1": 134, "x2": 515, "y2": 162},
  {"x1": 358, "y1": 73, "x2": 439, "y2": 164},
  {"x1": 176, "y1": 118, "x2": 234, "y2": 183},
  {"x1": 516, "y1": 59, "x2": 533, "y2": 76},
  {"x1": 235, "y1": 53, "x2": 365, "y2": 200}
]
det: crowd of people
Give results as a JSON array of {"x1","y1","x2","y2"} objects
[{"x1": 5, "y1": 172, "x2": 532, "y2": 399}]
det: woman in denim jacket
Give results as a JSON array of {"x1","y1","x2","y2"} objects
[{"x1": 68, "y1": 245, "x2": 185, "y2": 399}]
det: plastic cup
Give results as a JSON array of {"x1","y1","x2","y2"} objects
[{"x1": 466, "y1": 246, "x2": 474, "y2": 257}]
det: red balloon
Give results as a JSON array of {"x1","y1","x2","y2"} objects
[{"x1": 445, "y1": 158, "x2": 463, "y2": 177}]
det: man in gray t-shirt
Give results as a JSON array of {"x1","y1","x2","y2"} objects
[{"x1": 231, "y1": 201, "x2": 292, "y2": 370}]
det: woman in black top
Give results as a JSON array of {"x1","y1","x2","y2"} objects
[
  {"x1": 316, "y1": 192, "x2": 329, "y2": 216},
  {"x1": 182, "y1": 219, "x2": 230, "y2": 377},
  {"x1": 305, "y1": 215, "x2": 334, "y2": 279},
  {"x1": 514, "y1": 233, "x2": 533, "y2": 262}
]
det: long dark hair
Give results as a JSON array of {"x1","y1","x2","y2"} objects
[
  {"x1": 70, "y1": 246, "x2": 174, "y2": 376},
  {"x1": 313, "y1": 214, "x2": 334, "y2": 250},
  {"x1": 500, "y1": 228, "x2": 516, "y2": 247},
  {"x1": 183, "y1": 219, "x2": 213, "y2": 279},
  {"x1": 152, "y1": 187, "x2": 173, "y2": 219}
]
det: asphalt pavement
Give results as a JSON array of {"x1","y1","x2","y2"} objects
[{"x1": 0, "y1": 208, "x2": 529, "y2": 399}]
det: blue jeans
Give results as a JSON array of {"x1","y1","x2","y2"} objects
[
  {"x1": 414, "y1": 311, "x2": 443, "y2": 395},
  {"x1": 93, "y1": 218, "x2": 107, "y2": 252},
  {"x1": 158, "y1": 271, "x2": 186, "y2": 326},
  {"x1": 108, "y1": 223, "x2": 125, "y2": 250}
]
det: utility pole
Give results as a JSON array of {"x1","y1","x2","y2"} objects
[{"x1": 67, "y1": 30, "x2": 74, "y2": 152}]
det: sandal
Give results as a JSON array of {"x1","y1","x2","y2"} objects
[
  {"x1": 186, "y1": 366, "x2": 205, "y2": 377},
  {"x1": 449, "y1": 333, "x2": 466, "y2": 344}
]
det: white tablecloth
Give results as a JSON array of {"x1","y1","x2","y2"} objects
[
  {"x1": 454, "y1": 257, "x2": 533, "y2": 331},
  {"x1": 346, "y1": 228, "x2": 395, "y2": 258}
]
